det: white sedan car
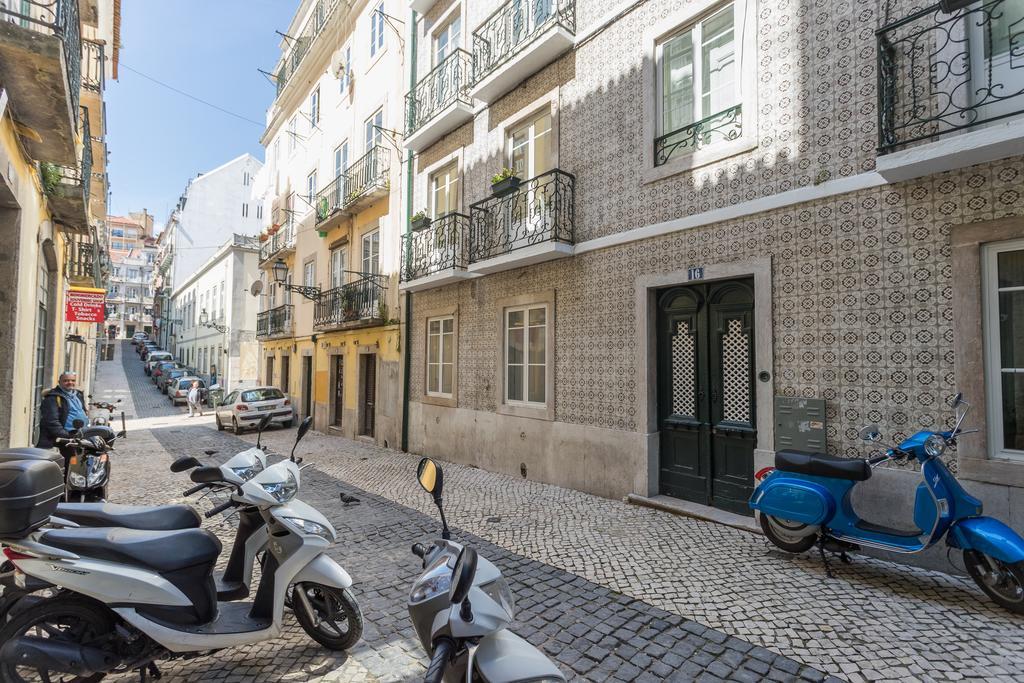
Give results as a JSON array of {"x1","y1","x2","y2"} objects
[{"x1": 214, "y1": 386, "x2": 293, "y2": 433}]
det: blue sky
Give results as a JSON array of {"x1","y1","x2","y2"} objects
[{"x1": 105, "y1": 0, "x2": 297, "y2": 227}]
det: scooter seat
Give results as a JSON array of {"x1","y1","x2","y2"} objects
[
  {"x1": 54, "y1": 502, "x2": 201, "y2": 531},
  {"x1": 38, "y1": 527, "x2": 221, "y2": 573},
  {"x1": 775, "y1": 449, "x2": 871, "y2": 482}
]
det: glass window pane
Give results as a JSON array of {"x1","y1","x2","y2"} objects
[
  {"x1": 441, "y1": 333, "x2": 453, "y2": 363},
  {"x1": 428, "y1": 363, "x2": 439, "y2": 393},
  {"x1": 428, "y1": 319, "x2": 440, "y2": 335},
  {"x1": 508, "y1": 310, "x2": 524, "y2": 328},
  {"x1": 442, "y1": 318, "x2": 453, "y2": 334},
  {"x1": 998, "y1": 250, "x2": 1024, "y2": 288},
  {"x1": 528, "y1": 307, "x2": 545, "y2": 325},
  {"x1": 663, "y1": 30, "x2": 694, "y2": 133},
  {"x1": 507, "y1": 365, "x2": 523, "y2": 401},
  {"x1": 1001, "y1": 373, "x2": 1024, "y2": 451},
  {"x1": 441, "y1": 364, "x2": 453, "y2": 394},
  {"x1": 702, "y1": 5, "x2": 736, "y2": 115},
  {"x1": 528, "y1": 326, "x2": 545, "y2": 364},
  {"x1": 989, "y1": 3, "x2": 1024, "y2": 58},
  {"x1": 528, "y1": 365, "x2": 545, "y2": 403},
  {"x1": 999, "y1": 291, "x2": 1024, "y2": 368},
  {"x1": 507, "y1": 328, "x2": 524, "y2": 365}
]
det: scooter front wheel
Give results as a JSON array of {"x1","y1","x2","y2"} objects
[
  {"x1": 963, "y1": 550, "x2": 1024, "y2": 613},
  {"x1": 760, "y1": 514, "x2": 818, "y2": 553},
  {"x1": 293, "y1": 583, "x2": 363, "y2": 651}
]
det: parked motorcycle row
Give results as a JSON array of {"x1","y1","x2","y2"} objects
[{"x1": 0, "y1": 334, "x2": 1017, "y2": 681}]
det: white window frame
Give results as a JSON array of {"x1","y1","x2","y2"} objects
[
  {"x1": 433, "y1": 12, "x2": 461, "y2": 66},
  {"x1": 426, "y1": 316, "x2": 455, "y2": 398},
  {"x1": 288, "y1": 116, "x2": 298, "y2": 154},
  {"x1": 364, "y1": 109, "x2": 383, "y2": 152},
  {"x1": 310, "y1": 87, "x2": 320, "y2": 127},
  {"x1": 642, "y1": 0, "x2": 757, "y2": 184},
  {"x1": 430, "y1": 162, "x2": 459, "y2": 218},
  {"x1": 330, "y1": 247, "x2": 346, "y2": 289},
  {"x1": 370, "y1": 1, "x2": 385, "y2": 58},
  {"x1": 504, "y1": 303, "x2": 549, "y2": 408},
  {"x1": 361, "y1": 229, "x2": 380, "y2": 275},
  {"x1": 334, "y1": 141, "x2": 349, "y2": 181},
  {"x1": 340, "y1": 45, "x2": 352, "y2": 93},
  {"x1": 306, "y1": 170, "x2": 318, "y2": 206},
  {"x1": 983, "y1": 238, "x2": 1024, "y2": 462},
  {"x1": 303, "y1": 260, "x2": 316, "y2": 289}
]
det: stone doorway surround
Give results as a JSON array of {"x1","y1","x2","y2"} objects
[
  {"x1": 635, "y1": 257, "x2": 775, "y2": 497},
  {"x1": 951, "y1": 216, "x2": 1024, "y2": 489}
]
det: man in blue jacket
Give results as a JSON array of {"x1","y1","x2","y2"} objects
[{"x1": 36, "y1": 372, "x2": 88, "y2": 461}]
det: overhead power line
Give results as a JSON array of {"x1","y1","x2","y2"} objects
[{"x1": 119, "y1": 63, "x2": 265, "y2": 128}]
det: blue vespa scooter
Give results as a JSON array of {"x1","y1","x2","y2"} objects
[{"x1": 750, "y1": 392, "x2": 1024, "y2": 613}]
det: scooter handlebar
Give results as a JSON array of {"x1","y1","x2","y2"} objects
[
  {"x1": 204, "y1": 499, "x2": 237, "y2": 518},
  {"x1": 411, "y1": 543, "x2": 427, "y2": 559},
  {"x1": 183, "y1": 483, "x2": 210, "y2": 497},
  {"x1": 423, "y1": 638, "x2": 455, "y2": 683}
]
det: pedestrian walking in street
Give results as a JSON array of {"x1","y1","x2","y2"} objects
[
  {"x1": 187, "y1": 380, "x2": 204, "y2": 417},
  {"x1": 36, "y1": 371, "x2": 87, "y2": 470}
]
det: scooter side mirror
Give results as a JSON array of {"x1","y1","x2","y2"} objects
[
  {"x1": 858, "y1": 425, "x2": 882, "y2": 442},
  {"x1": 170, "y1": 456, "x2": 201, "y2": 473},
  {"x1": 190, "y1": 466, "x2": 224, "y2": 483},
  {"x1": 296, "y1": 415, "x2": 313, "y2": 442},
  {"x1": 950, "y1": 392, "x2": 964, "y2": 408},
  {"x1": 417, "y1": 458, "x2": 443, "y2": 499},
  {"x1": 258, "y1": 414, "x2": 273, "y2": 432},
  {"x1": 449, "y1": 546, "x2": 478, "y2": 605}
]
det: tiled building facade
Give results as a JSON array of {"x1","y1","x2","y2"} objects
[{"x1": 399, "y1": 0, "x2": 1024, "y2": 567}]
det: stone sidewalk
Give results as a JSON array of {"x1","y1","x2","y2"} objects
[{"x1": 93, "y1": 340, "x2": 832, "y2": 682}]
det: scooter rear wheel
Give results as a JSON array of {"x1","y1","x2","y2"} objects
[
  {"x1": 293, "y1": 583, "x2": 363, "y2": 651},
  {"x1": 759, "y1": 513, "x2": 818, "y2": 553},
  {"x1": 963, "y1": 550, "x2": 1024, "y2": 613},
  {"x1": 0, "y1": 597, "x2": 115, "y2": 682}
]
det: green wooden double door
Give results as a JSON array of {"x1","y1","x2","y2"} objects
[{"x1": 657, "y1": 279, "x2": 756, "y2": 516}]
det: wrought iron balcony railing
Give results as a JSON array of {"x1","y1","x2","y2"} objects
[
  {"x1": 471, "y1": 0, "x2": 576, "y2": 84},
  {"x1": 274, "y1": 0, "x2": 341, "y2": 98},
  {"x1": 64, "y1": 235, "x2": 96, "y2": 281},
  {"x1": 401, "y1": 212, "x2": 470, "y2": 282},
  {"x1": 82, "y1": 39, "x2": 104, "y2": 92},
  {"x1": 315, "y1": 146, "x2": 390, "y2": 224},
  {"x1": 259, "y1": 213, "x2": 296, "y2": 262},
  {"x1": 654, "y1": 105, "x2": 742, "y2": 167},
  {"x1": 0, "y1": 0, "x2": 82, "y2": 127},
  {"x1": 314, "y1": 274, "x2": 386, "y2": 328},
  {"x1": 469, "y1": 168, "x2": 575, "y2": 264},
  {"x1": 257, "y1": 305, "x2": 294, "y2": 338},
  {"x1": 405, "y1": 49, "x2": 472, "y2": 137},
  {"x1": 877, "y1": 0, "x2": 1024, "y2": 153}
]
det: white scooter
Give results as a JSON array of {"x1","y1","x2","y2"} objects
[
  {"x1": 0, "y1": 419, "x2": 362, "y2": 681},
  {"x1": 410, "y1": 458, "x2": 566, "y2": 683}
]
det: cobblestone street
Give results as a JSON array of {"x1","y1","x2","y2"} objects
[{"x1": 94, "y1": 341, "x2": 1022, "y2": 682}]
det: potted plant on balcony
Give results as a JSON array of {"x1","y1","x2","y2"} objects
[
  {"x1": 410, "y1": 210, "x2": 431, "y2": 231},
  {"x1": 341, "y1": 288, "x2": 359, "y2": 320},
  {"x1": 490, "y1": 167, "x2": 521, "y2": 197},
  {"x1": 258, "y1": 230, "x2": 269, "y2": 243}
]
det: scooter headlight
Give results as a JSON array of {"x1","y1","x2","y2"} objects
[
  {"x1": 229, "y1": 461, "x2": 263, "y2": 481},
  {"x1": 410, "y1": 554, "x2": 453, "y2": 603},
  {"x1": 480, "y1": 577, "x2": 516, "y2": 619},
  {"x1": 283, "y1": 517, "x2": 334, "y2": 542},
  {"x1": 260, "y1": 470, "x2": 298, "y2": 503},
  {"x1": 924, "y1": 434, "x2": 947, "y2": 458},
  {"x1": 68, "y1": 472, "x2": 86, "y2": 487}
]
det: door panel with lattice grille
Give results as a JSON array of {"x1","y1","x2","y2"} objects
[{"x1": 657, "y1": 280, "x2": 755, "y2": 516}]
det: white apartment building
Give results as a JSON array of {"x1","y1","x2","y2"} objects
[
  {"x1": 156, "y1": 154, "x2": 264, "y2": 351},
  {"x1": 169, "y1": 235, "x2": 261, "y2": 392}
]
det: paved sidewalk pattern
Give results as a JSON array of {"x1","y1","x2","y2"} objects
[{"x1": 101, "y1": 342, "x2": 831, "y2": 682}]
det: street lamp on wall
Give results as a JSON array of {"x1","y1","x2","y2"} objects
[{"x1": 272, "y1": 258, "x2": 321, "y2": 301}]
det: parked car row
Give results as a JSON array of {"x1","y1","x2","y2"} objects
[{"x1": 131, "y1": 334, "x2": 294, "y2": 432}]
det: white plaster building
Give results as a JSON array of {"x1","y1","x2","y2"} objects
[{"x1": 169, "y1": 234, "x2": 261, "y2": 393}]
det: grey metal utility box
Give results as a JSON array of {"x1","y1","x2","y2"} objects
[{"x1": 774, "y1": 396, "x2": 827, "y2": 452}]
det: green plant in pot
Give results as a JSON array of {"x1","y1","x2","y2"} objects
[
  {"x1": 411, "y1": 210, "x2": 431, "y2": 231},
  {"x1": 490, "y1": 167, "x2": 521, "y2": 197},
  {"x1": 341, "y1": 288, "x2": 359, "y2": 320}
]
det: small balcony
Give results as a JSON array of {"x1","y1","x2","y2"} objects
[
  {"x1": 257, "y1": 305, "x2": 294, "y2": 339},
  {"x1": 64, "y1": 235, "x2": 96, "y2": 286},
  {"x1": 0, "y1": 0, "x2": 82, "y2": 164},
  {"x1": 81, "y1": 39, "x2": 104, "y2": 92},
  {"x1": 274, "y1": 0, "x2": 341, "y2": 99},
  {"x1": 259, "y1": 211, "x2": 296, "y2": 264},
  {"x1": 47, "y1": 106, "x2": 92, "y2": 234},
  {"x1": 468, "y1": 168, "x2": 575, "y2": 274},
  {"x1": 314, "y1": 274, "x2": 387, "y2": 329},
  {"x1": 405, "y1": 49, "x2": 474, "y2": 151},
  {"x1": 315, "y1": 146, "x2": 390, "y2": 226},
  {"x1": 400, "y1": 212, "x2": 475, "y2": 291},
  {"x1": 876, "y1": 1, "x2": 1024, "y2": 181},
  {"x1": 470, "y1": 0, "x2": 575, "y2": 104}
]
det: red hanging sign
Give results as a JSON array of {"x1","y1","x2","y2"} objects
[{"x1": 65, "y1": 287, "x2": 106, "y2": 323}]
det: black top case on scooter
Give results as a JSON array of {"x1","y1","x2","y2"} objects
[
  {"x1": 0, "y1": 459, "x2": 63, "y2": 537},
  {"x1": 0, "y1": 448, "x2": 64, "y2": 476}
]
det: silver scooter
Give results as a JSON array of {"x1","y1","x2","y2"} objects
[
  {"x1": 410, "y1": 458, "x2": 566, "y2": 683},
  {"x1": 0, "y1": 419, "x2": 362, "y2": 680}
]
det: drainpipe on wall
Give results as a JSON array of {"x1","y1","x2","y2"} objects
[{"x1": 401, "y1": 10, "x2": 418, "y2": 454}]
